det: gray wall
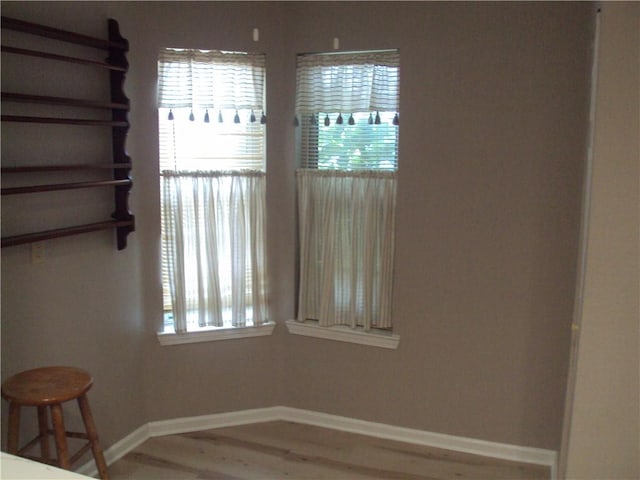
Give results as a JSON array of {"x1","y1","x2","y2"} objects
[
  {"x1": 280, "y1": 1, "x2": 592, "y2": 451},
  {"x1": 1, "y1": 1, "x2": 593, "y2": 455}
]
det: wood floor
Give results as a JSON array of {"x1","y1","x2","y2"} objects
[{"x1": 106, "y1": 421, "x2": 550, "y2": 480}]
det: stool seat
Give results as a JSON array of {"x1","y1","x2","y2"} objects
[
  {"x1": 2, "y1": 366, "x2": 109, "y2": 480},
  {"x1": 2, "y1": 366, "x2": 93, "y2": 406}
]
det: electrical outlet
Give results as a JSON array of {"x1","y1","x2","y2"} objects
[{"x1": 31, "y1": 242, "x2": 45, "y2": 264}]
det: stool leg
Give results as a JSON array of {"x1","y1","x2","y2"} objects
[
  {"x1": 37, "y1": 406, "x2": 51, "y2": 461},
  {"x1": 50, "y1": 404, "x2": 71, "y2": 470},
  {"x1": 7, "y1": 402, "x2": 21, "y2": 455},
  {"x1": 77, "y1": 394, "x2": 109, "y2": 480}
]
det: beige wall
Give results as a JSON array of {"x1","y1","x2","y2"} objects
[
  {"x1": 280, "y1": 1, "x2": 592, "y2": 451},
  {"x1": 563, "y1": 3, "x2": 640, "y2": 478},
  {"x1": 0, "y1": 3, "x2": 149, "y2": 449},
  {"x1": 1, "y1": 1, "x2": 594, "y2": 454}
]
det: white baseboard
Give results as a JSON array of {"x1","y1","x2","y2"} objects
[
  {"x1": 147, "y1": 406, "x2": 284, "y2": 437},
  {"x1": 79, "y1": 406, "x2": 557, "y2": 479},
  {"x1": 279, "y1": 407, "x2": 557, "y2": 470}
]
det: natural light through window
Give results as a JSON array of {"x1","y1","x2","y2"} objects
[{"x1": 316, "y1": 111, "x2": 398, "y2": 171}]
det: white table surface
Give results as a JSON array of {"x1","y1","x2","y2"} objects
[{"x1": 1, "y1": 453, "x2": 91, "y2": 479}]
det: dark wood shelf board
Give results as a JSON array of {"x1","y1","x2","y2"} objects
[
  {"x1": 1, "y1": 45, "x2": 127, "y2": 71},
  {"x1": 2, "y1": 164, "x2": 132, "y2": 173},
  {"x1": 1, "y1": 179, "x2": 132, "y2": 195},
  {"x1": 1, "y1": 220, "x2": 134, "y2": 248},
  {"x1": 1, "y1": 115, "x2": 128, "y2": 127},
  {"x1": 1, "y1": 16, "x2": 127, "y2": 51},
  {"x1": 1, "y1": 93, "x2": 129, "y2": 110}
]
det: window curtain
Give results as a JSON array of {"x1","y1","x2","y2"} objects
[
  {"x1": 158, "y1": 49, "x2": 267, "y2": 333},
  {"x1": 297, "y1": 170, "x2": 396, "y2": 330},
  {"x1": 162, "y1": 171, "x2": 267, "y2": 333},
  {"x1": 295, "y1": 50, "x2": 399, "y2": 330},
  {"x1": 295, "y1": 51, "x2": 399, "y2": 116}
]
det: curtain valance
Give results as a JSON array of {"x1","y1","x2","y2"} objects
[
  {"x1": 158, "y1": 49, "x2": 265, "y2": 110},
  {"x1": 295, "y1": 50, "x2": 399, "y2": 114}
]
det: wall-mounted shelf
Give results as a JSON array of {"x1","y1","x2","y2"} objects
[
  {"x1": 1, "y1": 16, "x2": 134, "y2": 250},
  {"x1": 1, "y1": 93, "x2": 129, "y2": 110}
]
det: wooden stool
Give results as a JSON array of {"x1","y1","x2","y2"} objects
[{"x1": 2, "y1": 366, "x2": 109, "y2": 480}]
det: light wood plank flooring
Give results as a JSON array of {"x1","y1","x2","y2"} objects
[{"x1": 107, "y1": 421, "x2": 550, "y2": 480}]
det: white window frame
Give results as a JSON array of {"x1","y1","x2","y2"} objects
[
  {"x1": 285, "y1": 319, "x2": 399, "y2": 349},
  {"x1": 292, "y1": 50, "x2": 400, "y2": 349},
  {"x1": 156, "y1": 49, "x2": 274, "y2": 345},
  {"x1": 158, "y1": 322, "x2": 275, "y2": 346}
]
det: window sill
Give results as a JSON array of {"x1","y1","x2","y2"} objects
[
  {"x1": 157, "y1": 322, "x2": 276, "y2": 346},
  {"x1": 285, "y1": 319, "x2": 399, "y2": 350}
]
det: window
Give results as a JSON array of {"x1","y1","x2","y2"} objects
[
  {"x1": 157, "y1": 49, "x2": 272, "y2": 344},
  {"x1": 290, "y1": 50, "x2": 400, "y2": 348},
  {"x1": 312, "y1": 111, "x2": 398, "y2": 170}
]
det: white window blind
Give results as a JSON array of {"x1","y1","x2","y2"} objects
[{"x1": 158, "y1": 107, "x2": 265, "y2": 172}]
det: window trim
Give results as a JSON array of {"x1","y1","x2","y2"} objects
[
  {"x1": 294, "y1": 49, "x2": 400, "y2": 337},
  {"x1": 285, "y1": 319, "x2": 399, "y2": 349},
  {"x1": 158, "y1": 321, "x2": 276, "y2": 346},
  {"x1": 157, "y1": 48, "x2": 268, "y2": 337}
]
